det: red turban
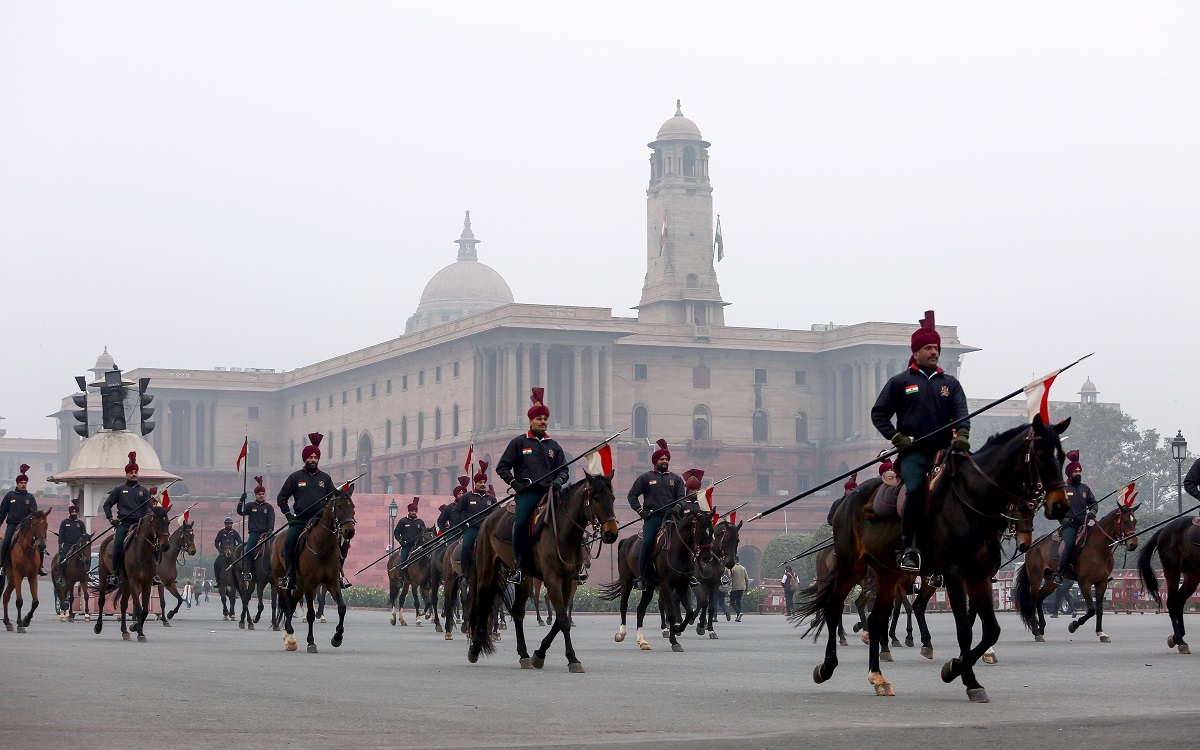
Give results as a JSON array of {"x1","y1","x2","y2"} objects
[
  {"x1": 528, "y1": 387, "x2": 550, "y2": 420},
  {"x1": 682, "y1": 468, "x2": 704, "y2": 492},
  {"x1": 15, "y1": 463, "x2": 29, "y2": 483},
  {"x1": 302, "y1": 432, "x2": 323, "y2": 461},
  {"x1": 473, "y1": 460, "x2": 490, "y2": 484},
  {"x1": 651, "y1": 439, "x2": 670, "y2": 465},
  {"x1": 1064, "y1": 450, "x2": 1082, "y2": 478},
  {"x1": 878, "y1": 459, "x2": 894, "y2": 475},
  {"x1": 124, "y1": 452, "x2": 139, "y2": 473},
  {"x1": 407, "y1": 497, "x2": 419, "y2": 513},
  {"x1": 254, "y1": 476, "x2": 266, "y2": 494},
  {"x1": 844, "y1": 471, "x2": 859, "y2": 492},
  {"x1": 911, "y1": 310, "x2": 941, "y2": 353}
]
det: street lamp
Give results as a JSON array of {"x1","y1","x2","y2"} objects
[
  {"x1": 388, "y1": 500, "x2": 398, "y2": 553},
  {"x1": 1171, "y1": 431, "x2": 1188, "y2": 514}
]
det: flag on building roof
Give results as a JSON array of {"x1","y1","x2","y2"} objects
[{"x1": 714, "y1": 215, "x2": 724, "y2": 262}]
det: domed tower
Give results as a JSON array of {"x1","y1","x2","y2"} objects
[
  {"x1": 90, "y1": 346, "x2": 116, "y2": 381},
  {"x1": 637, "y1": 101, "x2": 726, "y2": 328},
  {"x1": 1079, "y1": 377, "x2": 1099, "y2": 404},
  {"x1": 405, "y1": 212, "x2": 515, "y2": 334}
]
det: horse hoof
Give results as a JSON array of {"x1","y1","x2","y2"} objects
[
  {"x1": 445, "y1": 632, "x2": 453, "y2": 641},
  {"x1": 1167, "y1": 635, "x2": 1176, "y2": 649},
  {"x1": 17, "y1": 626, "x2": 25, "y2": 634},
  {"x1": 1099, "y1": 633, "x2": 1111, "y2": 643},
  {"x1": 254, "y1": 614, "x2": 261, "y2": 623},
  {"x1": 272, "y1": 625, "x2": 281, "y2": 632},
  {"x1": 940, "y1": 658, "x2": 960, "y2": 684},
  {"x1": 331, "y1": 634, "x2": 343, "y2": 648},
  {"x1": 520, "y1": 657, "x2": 533, "y2": 669},
  {"x1": 390, "y1": 615, "x2": 396, "y2": 626},
  {"x1": 904, "y1": 637, "x2": 914, "y2": 647},
  {"x1": 247, "y1": 621, "x2": 254, "y2": 631},
  {"x1": 967, "y1": 688, "x2": 990, "y2": 703},
  {"x1": 460, "y1": 624, "x2": 468, "y2": 634},
  {"x1": 122, "y1": 632, "x2": 131, "y2": 641},
  {"x1": 168, "y1": 612, "x2": 176, "y2": 620},
  {"x1": 436, "y1": 625, "x2": 443, "y2": 633},
  {"x1": 860, "y1": 632, "x2": 869, "y2": 645},
  {"x1": 284, "y1": 634, "x2": 297, "y2": 651},
  {"x1": 1067, "y1": 622, "x2": 1079, "y2": 634},
  {"x1": 415, "y1": 620, "x2": 423, "y2": 627},
  {"x1": 137, "y1": 635, "x2": 146, "y2": 643},
  {"x1": 709, "y1": 631, "x2": 719, "y2": 639},
  {"x1": 881, "y1": 649, "x2": 893, "y2": 662},
  {"x1": 839, "y1": 636, "x2": 849, "y2": 646},
  {"x1": 1181, "y1": 645, "x2": 1192, "y2": 655},
  {"x1": 853, "y1": 623, "x2": 863, "y2": 633},
  {"x1": 163, "y1": 620, "x2": 172, "y2": 628},
  {"x1": 568, "y1": 662, "x2": 585, "y2": 673},
  {"x1": 320, "y1": 616, "x2": 327, "y2": 624},
  {"x1": 697, "y1": 624, "x2": 705, "y2": 636},
  {"x1": 400, "y1": 620, "x2": 407, "y2": 627},
  {"x1": 94, "y1": 623, "x2": 102, "y2": 635},
  {"x1": 532, "y1": 654, "x2": 545, "y2": 669},
  {"x1": 306, "y1": 643, "x2": 318, "y2": 653},
  {"x1": 671, "y1": 643, "x2": 684, "y2": 652},
  {"x1": 982, "y1": 651, "x2": 998, "y2": 665},
  {"x1": 494, "y1": 632, "x2": 502, "y2": 641},
  {"x1": 890, "y1": 638, "x2": 902, "y2": 648},
  {"x1": 813, "y1": 665, "x2": 828, "y2": 684},
  {"x1": 661, "y1": 628, "x2": 669, "y2": 638},
  {"x1": 868, "y1": 672, "x2": 895, "y2": 697},
  {"x1": 614, "y1": 632, "x2": 626, "y2": 643},
  {"x1": 59, "y1": 614, "x2": 66, "y2": 622},
  {"x1": 4, "y1": 623, "x2": 12, "y2": 632},
  {"x1": 239, "y1": 622, "x2": 245, "y2": 630},
  {"x1": 84, "y1": 615, "x2": 90, "y2": 622}
]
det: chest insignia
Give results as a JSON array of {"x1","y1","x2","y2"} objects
[
  {"x1": 904, "y1": 384, "x2": 919, "y2": 396},
  {"x1": 940, "y1": 385, "x2": 950, "y2": 397}
]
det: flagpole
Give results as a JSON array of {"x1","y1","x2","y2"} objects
[{"x1": 241, "y1": 428, "x2": 248, "y2": 549}]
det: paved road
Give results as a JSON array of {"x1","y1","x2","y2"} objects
[{"x1": 0, "y1": 602, "x2": 1196, "y2": 749}]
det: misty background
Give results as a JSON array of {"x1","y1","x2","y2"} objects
[{"x1": 1, "y1": 3, "x2": 1197, "y2": 455}]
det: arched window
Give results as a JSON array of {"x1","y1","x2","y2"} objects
[
  {"x1": 452, "y1": 404, "x2": 460, "y2": 436},
  {"x1": 385, "y1": 419, "x2": 392, "y2": 449},
  {"x1": 686, "y1": 273, "x2": 699, "y2": 289},
  {"x1": 633, "y1": 406, "x2": 649, "y2": 439},
  {"x1": 247, "y1": 441, "x2": 260, "y2": 468},
  {"x1": 341, "y1": 428, "x2": 348, "y2": 457},
  {"x1": 752, "y1": 409, "x2": 769, "y2": 443},
  {"x1": 683, "y1": 146, "x2": 696, "y2": 177},
  {"x1": 692, "y1": 405, "x2": 711, "y2": 441},
  {"x1": 417, "y1": 411, "x2": 424, "y2": 445},
  {"x1": 401, "y1": 416, "x2": 408, "y2": 446},
  {"x1": 435, "y1": 408, "x2": 442, "y2": 439},
  {"x1": 794, "y1": 412, "x2": 808, "y2": 443}
]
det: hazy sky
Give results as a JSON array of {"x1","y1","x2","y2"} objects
[{"x1": 2, "y1": 3, "x2": 1197, "y2": 449}]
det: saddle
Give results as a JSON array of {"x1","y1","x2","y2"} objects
[
  {"x1": 1049, "y1": 520, "x2": 1094, "y2": 565},
  {"x1": 497, "y1": 489, "x2": 555, "y2": 544},
  {"x1": 864, "y1": 482, "x2": 905, "y2": 520},
  {"x1": 105, "y1": 517, "x2": 146, "y2": 567},
  {"x1": 1187, "y1": 518, "x2": 1200, "y2": 547}
]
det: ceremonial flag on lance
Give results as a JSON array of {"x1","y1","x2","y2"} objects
[
  {"x1": 1120, "y1": 482, "x2": 1139, "y2": 508},
  {"x1": 1023, "y1": 370, "x2": 1060, "y2": 423},
  {"x1": 235, "y1": 438, "x2": 249, "y2": 471},
  {"x1": 585, "y1": 444, "x2": 613, "y2": 476}
]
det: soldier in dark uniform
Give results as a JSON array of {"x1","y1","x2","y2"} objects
[
  {"x1": 627, "y1": 439, "x2": 685, "y2": 591},
  {"x1": 393, "y1": 498, "x2": 426, "y2": 570},
  {"x1": 455, "y1": 462, "x2": 496, "y2": 579},
  {"x1": 1053, "y1": 450, "x2": 1098, "y2": 585},
  {"x1": 214, "y1": 517, "x2": 242, "y2": 553},
  {"x1": 871, "y1": 310, "x2": 970, "y2": 572},
  {"x1": 0, "y1": 464, "x2": 46, "y2": 577},
  {"x1": 55, "y1": 504, "x2": 88, "y2": 585},
  {"x1": 497, "y1": 388, "x2": 569, "y2": 584},
  {"x1": 826, "y1": 475, "x2": 858, "y2": 528},
  {"x1": 237, "y1": 476, "x2": 276, "y2": 554},
  {"x1": 1184, "y1": 456, "x2": 1200, "y2": 501},
  {"x1": 276, "y1": 433, "x2": 336, "y2": 591},
  {"x1": 440, "y1": 475, "x2": 470, "y2": 532},
  {"x1": 680, "y1": 469, "x2": 706, "y2": 517},
  {"x1": 102, "y1": 452, "x2": 155, "y2": 587}
]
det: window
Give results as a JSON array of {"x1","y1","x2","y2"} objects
[
  {"x1": 385, "y1": 419, "x2": 392, "y2": 449},
  {"x1": 453, "y1": 361, "x2": 460, "y2": 378},
  {"x1": 452, "y1": 404, "x2": 460, "y2": 436},
  {"x1": 315, "y1": 398, "x2": 320, "y2": 412},
  {"x1": 248, "y1": 406, "x2": 259, "y2": 419},
  {"x1": 371, "y1": 383, "x2": 377, "y2": 398},
  {"x1": 435, "y1": 408, "x2": 442, "y2": 439},
  {"x1": 756, "y1": 473, "x2": 770, "y2": 496},
  {"x1": 633, "y1": 406, "x2": 649, "y2": 439},
  {"x1": 413, "y1": 474, "x2": 422, "y2": 494},
  {"x1": 341, "y1": 429, "x2": 348, "y2": 457},
  {"x1": 291, "y1": 404, "x2": 295, "y2": 419},
  {"x1": 328, "y1": 395, "x2": 333, "y2": 408},
  {"x1": 401, "y1": 416, "x2": 408, "y2": 446},
  {"x1": 402, "y1": 375, "x2": 408, "y2": 391},
  {"x1": 795, "y1": 412, "x2": 809, "y2": 443},
  {"x1": 418, "y1": 371, "x2": 425, "y2": 387},
  {"x1": 356, "y1": 387, "x2": 362, "y2": 403},
  {"x1": 435, "y1": 366, "x2": 442, "y2": 383},
  {"x1": 248, "y1": 441, "x2": 260, "y2": 468},
  {"x1": 693, "y1": 365, "x2": 710, "y2": 389},
  {"x1": 342, "y1": 390, "x2": 348, "y2": 405},
  {"x1": 686, "y1": 273, "x2": 699, "y2": 289},
  {"x1": 797, "y1": 475, "x2": 810, "y2": 493},
  {"x1": 794, "y1": 370, "x2": 807, "y2": 386},
  {"x1": 386, "y1": 379, "x2": 392, "y2": 395},
  {"x1": 683, "y1": 145, "x2": 696, "y2": 176},
  {"x1": 634, "y1": 364, "x2": 648, "y2": 381},
  {"x1": 302, "y1": 402, "x2": 307, "y2": 415},
  {"x1": 692, "y1": 405, "x2": 711, "y2": 441},
  {"x1": 431, "y1": 473, "x2": 439, "y2": 495},
  {"x1": 290, "y1": 439, "x2": 295, "y2": 464},
  {"x1": 752, "y1": 409, "x2": 769, "y2": 443},
  {"x1": 417, "y1": 411, "x2": 424, "y2": 445},
  {"x1": 754, "y1": 368, "x2": 768, "y2": 385}
]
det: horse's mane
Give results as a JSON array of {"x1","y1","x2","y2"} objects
[{"x1": 979, "y1": 423, "x2": 1031, "y2": 451}]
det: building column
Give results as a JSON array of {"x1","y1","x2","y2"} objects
[
  {"x1": 572, "y1": 346, "x2": 584, "y2": 429},
  {"x1": 522, "y1": 343, "x2": 533, "y2": 412},
  {"x1": 538, "y1": 344, "x2": 549, "y2": 391},
  {"x1": 589, "y1": 346, "x2": 601, "y2": 430},
  {"x1": 828, "y1": 367, "x2": 839, "y2": 443},
  {"x1": 472, "y1": 349, "x2": 482, "y2": 432},
  {"x1": 864, "y1": 359, "x2": 877, "y2": 437},
  {"x1": 506, "y1": 344, "x2": 519, "y2": 427},
  {"x1": 601, "y1": 345, "x2": 613, "y2": 431}
]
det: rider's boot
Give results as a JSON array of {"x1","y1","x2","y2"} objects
[{"x1": 339, "y1": 571, "x2": 353, "y2": 589}]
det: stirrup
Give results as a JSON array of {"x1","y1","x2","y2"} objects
[
  {"x1": 39, "y1": 568, "x2": 47, "y2": 576},
  {"x1": 1052, "y1": 573, "x2": 1064, "y2": 585},
  {"x1": 152, "y1": 576, "x2": 162, "y2": 585},
  {"x1": 279, "y1": 571, "x2": 294, "y2": 590},
  {"x1": 577, "y1": 571, "x2": 589, "y2": 583},
  {"x1": 897, "y1": 548, "x2": 921, "y2": 572},
  {"x1": 339, "y1": 575, "x2": 353, "y2": 589},
  {"x1": 507, "y1": 568, "x2": 523, "y2": 585}
]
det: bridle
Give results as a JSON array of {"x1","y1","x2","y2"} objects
[
  {"x1": 552, "y1": 475, "x2": 617, "y2": 565},
  {"x1": 1092, "y1": 505, "x2": 1138, "y2": 549},
  {"x1": 952, "y1": 423, "x2": 1066, "y2": 535},
  {"x1": 711, "y1": 521, "x2": 739, "y2": 568},
  {"x1": 309, "y1": 493, "x2": 357, "y2": 556}
]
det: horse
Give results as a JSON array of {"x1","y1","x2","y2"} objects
[
  {"x1": 795, "y1": 416, "x2": 1069, "y2": 702},
  {"x1": 238, "y1": 531, "x2": 278, "y2": 629},
  {"x1": 52, "y1": 532, "x2": 92, "y2": 622},
  {"x1": 424, "y1": 534, "x2": 446, "y2": 632},
  {"x1": 812, "y1": 545, "x2": 870, "y2": 648},
  {"x1": 214, "y1": 535, "x2": 243, "y2": 622},
  {"x1": 440, "y1": 540, "x2": 464, "y2": 639},
  {"x1": 694, "y1": 519, "x2": 742, "y2": 640},
  {"x1": 1016, "y1": 502, "x2": 1139, "y2": 643},
  {"x1": 599, "y1": 506, "x2": 713, "y2": 652},
  {"x1": 466, "y1": 471, "x2": 618, "y2": 672},
  {"x1": 1137, "y1": 516, "x2": 1200, "y2": 654},
  {"x1": 271, "y1": 484, "x2": 356, "y2": 652},
  {"x1": 95, "y1": 506, "x2": 171, "y2": 642},
  {"x1": 387, "y1": 529, "x2": 435, "y2": 627},
  {"x1": 2, "y1": 508, "x2": 51, "y2": 633},
  {"x1": 155, "y1": 519, "x2": 197, "y2": 625}
]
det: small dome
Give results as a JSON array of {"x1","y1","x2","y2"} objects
[
  {"x1": 656, "y1": 100, "x2": 703, "y2": 141},
  {"x1": 94, "y1": 347, "x2": 115, "y2": 371},
  {"x1": 1079, "y1": 378, "x2": 1098, "y2": 393}
]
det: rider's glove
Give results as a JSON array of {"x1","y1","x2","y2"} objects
[
  {"x1": 951, "y1": 428, "x2": 971, "y2": 453},
  {"x1": 891, "y1": 434, "x2": 914, "y2": 452}
]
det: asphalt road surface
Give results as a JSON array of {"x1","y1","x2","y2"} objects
[{"x1": 0, "y1": 600, "x2": 1196, "y2": 750}]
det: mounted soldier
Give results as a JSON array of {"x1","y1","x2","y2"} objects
[
  {"x1": 237, "y1": 476, "x2": 276, "y2": 556},
  {"x1": 455, "y1": 461, "x2": 496, "y2": 580},
  {"x1": 1052, "y1": 450, "x2": 1097, "y2": 585},
  {"x1": 827, "y1": 475, "x2": 858, "y2": 529},
  {"x1": 680, "y1": 469, "x2": 707, "y2": 518},
  {"x1": 102, "y1": 452, "x2": 156, "y2": 587},
  {"x1": 393, "y1": 498, "x2": 426, "y2": 571},
  {"x1": 870, "y1": 310, "x2": 970, "y2": 572},
  {"x1": 496, "y1": 387, "x2": 568, "y2": 585},
  {"x1": 277, "y1": 433, "x2": 339, "y2": 591},
  {"x1": 627, "y1": 439, "x2": 684, "y2": 591},
  {"x1": 1, "y1": 464, "x2": 46, "y2": 580},
  {"x1": 55, "y1": 504, "x2": 88, "y2": 586},
  {"x1": 214, "y1": 517, "x2": 242, "y2": 556}
]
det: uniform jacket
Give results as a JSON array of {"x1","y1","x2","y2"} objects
[
  {"x1": 238, "y1": 499, "x2": 276, "y2": 534},
  {"x1": 627, "y1": 470, "x2": 684, "y2": 513},
  {"x1": 497, "y1": 431, "x2": 568, "y2": 493},
  {"x1": 277, "y1": 467, "x2": 336, "y2": 519},
  {"x1": 103, "y1": 481, "x2": 152, "y2": 523},
  {"x1": 58, "y1": 518, "x2": 87, "y2": 548},
  {"x1": 1064, "y1": 481, "x2": 1097, "y2": 526},
  {"x1": 871, "y1": 363, "x2": 969, "y2": 453},
  {"x1": 0, "y1": 489, "x2": 38, "y2": 526},
  {"x1": 455, "y1": 491, "x2": 495, "y2": 529},
  {"x1": 394, "y1": 516, "x2": 426, "y2": 546},
  {"x1": 1185, "y1": 458, "x2": 1200, "y2": 500},
  {"x1": 436, "y1": 504, "x2": 456, "y2": 531},
  {"x1": 214, "y1": 527, "x2": 242, "y2": 550}
]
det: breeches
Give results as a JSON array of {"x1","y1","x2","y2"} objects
[
  {"x1": 511, "y1": 490, "x2": 541, "y2": 564},
  {"x1": 638, "y1": 515, "x2": 665, "y2": 579},
  {"x1": 461, "y1": 528, "x2": 479, "y2": 574}
]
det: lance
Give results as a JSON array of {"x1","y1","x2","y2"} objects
[
  {"x1": 240, "y1": 430, "x2": 248, "y2": 557},
  {"x1": 228, "y1": 470, "x2": 365, "y2": 569},
  {"x1": 747, "y1": 353, "x2": 1094, "y2": 524},
  {"x1": 1110, "y1": 502, "x2": 1200, "y2": 548},
  {"x1": 716, "y1": 501, "x2": 749, "y2": 523},
  {"x1": 1002, "y1": 471, "x2": 1148, "y2": 566},
  {"x1": 61, "y1": 478, "x2": 180, "y2": 566},
  {"x1": 780, "y1": 535, "x2": 835, "y2": 567},
  {"x1": 583, "y1": 475, "x2": 735, "y2": 546},
  {"x1": 379, "y1": 429, "x2": 628, "y2": 575}
]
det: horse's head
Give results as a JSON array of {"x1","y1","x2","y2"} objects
[
  {"x1": 580, "y1": 470, "x2": 619, "y2": 543},
  {"x1": 28, "y1": 509, "x2": 50, "y2": 554},
  {"x1": 180, "y1": 521, "x2": 197, "y2": 556},
  {"x1": 219, "y1": 536, "x2": 239, "y2": 559},
  {"x1": 326, "y1": 482, "x2": 357, "y2": 544},
  {"x1": 148, "y1": 506, "x2": 171, "y2": 548},
  {"x1": 1032, "y1": 414, "x2": 1072, "y2": 521},
  {"x1": 714, "y1": 519, "x2": 742, "y2": 570},
  {"x1": 1113, "y1": 503, "x2": 1140, "y2": 552}
]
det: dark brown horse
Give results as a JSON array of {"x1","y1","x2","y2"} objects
[
  {"x1": 440, "y1": 539, "x2": 464, "y2": 639},
  {"x1": 1016, "y1": 503, "x2": 1139, "y2": 643},
  {"x1": 271, "y1": 484, "x2": 356, "y2": 653},
  {"x1": 599, "y1": 507, "x2": 713, "y2": 653},
  {"x1": 388, "y1": 528, "x2": 435, "y2": 627},
  {"x1": 1138, "y1": 516, "x2": 1200, "y2": 654},
  {"x1": 214, "y1": 535, "x2": 243, "y2": 622},
  {"x1": 53, "y1": 531, "x2": 92, "y2": 622},
  {"x1": 796, "y1": 417, "x2": 1069, "y2": 702},
  {"x1": 95, "y1": 506, "x2": 171, "y2": 641},
  {"x1": 2, "y1": 508, "x2": 51, "y2": 633},
  {"x1": 155, "y1": 519, "x2": 197, "y2": 625},
  {"x1": 694, "y1": 519, "x2": 741, "y2": 640},
  {"x1": 466, "y1": 471, "x2": 618, "y2": 672},
  {"x1": 236, "y1": 532, "x2": 278, "y2": 629}
]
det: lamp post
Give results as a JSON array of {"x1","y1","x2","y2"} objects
[
  {"x1": 1171, "y1": 431, "x2": 1188, "y2": 514},
  {"x1": 388, "y1": 500, "x2": 398, "y2": 553}
]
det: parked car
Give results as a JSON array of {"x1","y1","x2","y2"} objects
[{"x1": 1041, "y1": 581, "x2": 1086, "y2": 615}]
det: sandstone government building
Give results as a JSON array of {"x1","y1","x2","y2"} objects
[{"x1": 49, "y1": 105, "x2": 980, "y2": 580}]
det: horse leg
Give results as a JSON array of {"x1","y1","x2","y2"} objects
[
  {"x1": 118, "y1": 586, "x2": 132, "y2": 641},
  {"x1": 889, "y1": 598, "x2": 902, "y2": 648},
  {"x1": 166, "y1": 582, "x2": 183, "y2": 621},
  {"x1": 135, "y1": 585, "x2": 151, "y2": 641},
  {"x1": 866, "y1": 576, "x2": 898, "y2": 697},
  {"x1": 614, "y1": 574, "x2": 633, "y2": 643},
  {"x1": 329, "y1": 585, "x2": 347, "y2": 647},
  {"x1": 93, "y1": 571, "x2": 106, "y2": 634},
  {"x1": 634, "y1": 587, "x2": 654, "y2": 650},
  {"x1": 397, "y1": 584, "x2": 409, "y2": 626},
  {"x1": 14, "y1": 576, "x2": 26, "y2": 632},
  {"x1": 254, "y1": 581, "x2": 265, "y2": 623},
  {"x1": 1095, "y1": 582, "x2": 1110, "y2": 642},
  {"x1": 305, "y1": 591, "x2": 318, "y2": 653},
  {"x1": 957, "y1": 582, "x2": 1000, "y2": 700},
  {"x1": 1168, "y1": 573, "x2": 1197, "y2": 653},
  {"x1": 1068, "y1": 585, "x2": 1096, "y2": 635},
  {"x1": 2, "y1": 579, "x2": 12, "y2": 632},
  {"x1": 510, "y1": 581, "x2": 532, "y2": 667},
  {"x1": 813, "y1": 561, "x2": 863, "y2": 684},
  {"x1": 939, "y1": 580, "x2": 990, "y2": 702},
  {"x1": 430, "y1": 580, "x2": 442, "y2": 633}
]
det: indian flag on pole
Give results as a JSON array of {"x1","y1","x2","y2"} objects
[
  {"x1": 1023, "y1": 369, "x2": 1060, "y2": 423},
  {"x1": 658, "y1": 211, "x2": 667, "y2": 256},
  {"x1": 714, "y1": 215, "x2": 723, "y2": 261},
  {"x1": 585, "y1": 444, "x2": 614, "y2": 476}
]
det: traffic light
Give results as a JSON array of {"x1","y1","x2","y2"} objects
[
  {"x1": 138, "y1": 377, "x2": 155, "y2": 436},
  {"x1": 71, "y1": 375, "x2": 89, "y2": 438},
  {"x1": 100, "y1": 369, "x2": 127, "y2": 431}
]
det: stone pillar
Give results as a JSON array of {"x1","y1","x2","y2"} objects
[
  {"x1": 865, "y1": 359, "x2": 878, "y2": 437},
  {"x1": 601, "y1": 346, "x2": 613, "y2": 431},
  {"x1": 589, "y1": 347, "x2": 601, "y2": 430},
  {"x1": 522, "y1": 343, "x2": 532, "y2": 412},
  {"x1": 538, "y1": 345, "x2": 549, "y2": 391},
  {"x1": 506, "y1": 344, "x2": 519, "y2": 426},
  {"x1": 572, "y1": 346, "x2": 584, "y2": 429},
  {"x1": 828, "y1": 367, "x2": 839, "y2": 442}
]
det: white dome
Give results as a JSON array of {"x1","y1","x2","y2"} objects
[
  {"x1": 405, "y1": 213, "x2": 514, "y2": 334},
  {"x1": 656, "y1": 101, "x2": 704, "y2": 141},
  {"x1": 94, "y1": 347, "x2": 115, "y2": 371}
]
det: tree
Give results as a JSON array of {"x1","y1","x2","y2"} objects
[{"x1": 761, "y1": 527, "x2": 831, "y2": 586}]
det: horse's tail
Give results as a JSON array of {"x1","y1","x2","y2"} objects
[
  {"x1": 1138, "y1": 528, "x2": 1164, "y2": 606},
  {"x1": 595, "y1": 578, "x2": 624, "y2": 601},
  {"x1": 791, "y1": 569, "x2": 835, "y2": 640},
  {"x1": 465, "y1": 542, "x2": 501, "y2": 657},
  {"x1": 1014, "y1": 564, "x2": 1037, "y2": 631}
]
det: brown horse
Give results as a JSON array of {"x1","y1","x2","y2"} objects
[
  {"x1": 796, "y1": 417, "x2": 1068, "y2": 702},
  {"x1": 53, "y1": 531, "x2": 92, "y2": 622},
  {"x1": 1016, "y1": 503, "x2": 1139, "y2": 643},
  {"x1": 155, "y1": 519, "x2": 197, "y2": 625},
  {"x1": 693, "y1": 519, "x2": 741, "y2": 640},
  {"x1": 440, "y1": 540, "x2": 464, "y2": 639},
  {"x1": 466, "y1": 471, "x2": 618, "y2": 672},
  {"x1": 1138, "y1": 516, "x2": 1200, "y2": 654},
  {"x1": 388, "y1": 528, "x2": 435, "y2": 627},
  {"x1": 95, "y1": 506, "x2": 171, "y2": 641},
  {"x1": 214, "y1": 535, "x2": 243, "y2": 622},
  {"x1": 271, "y1": 484, "x2": 356, "y2": 653},
  {"x1": 2, "y1": 508, "x2": 51, "y2": 633}
]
